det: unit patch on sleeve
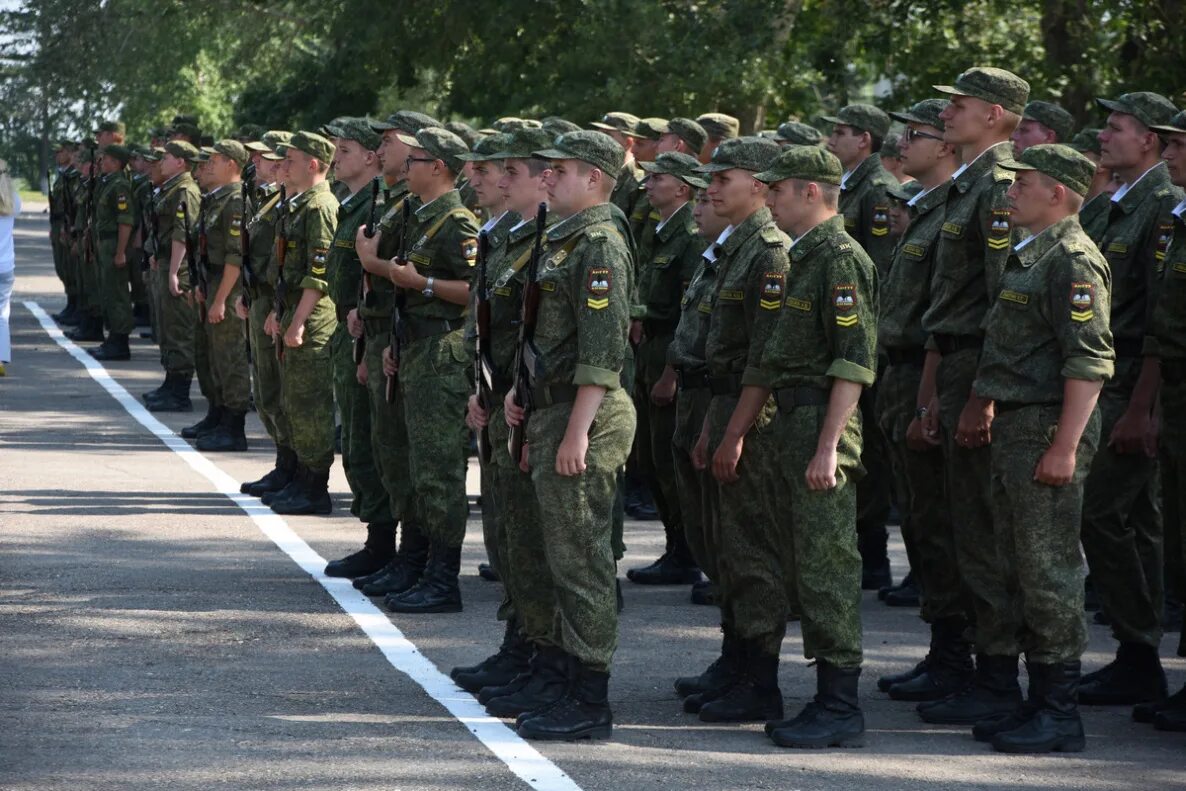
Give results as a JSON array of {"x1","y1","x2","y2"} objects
[
  {"x1": 1070, "y1": 282, "x2": 1094, "y2": 322},
  {"x1": 311, "y1": 247, "x2": 328, "y2": 276},
  {"x1": 462, "y1": 237, "x2": 478, "y2": 266},
  {"x1": 987, "y1": 210, "x2": 1011, "y2": 250},
  {"x1": 586, "y1": 266, "x2": 611, "y2": 310},
  {"x1": 759, "y1": 272, "x2": 784, "y2": 310},
  {"x1": 870, "y1": 205, "x2": 889, "y2": 237},
  {"x1": 833, "y1": 283, "x2": 858, "y2": 327}
]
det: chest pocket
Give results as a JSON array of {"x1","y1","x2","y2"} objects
[
  {"x1": 900, "y1": 241, "x2": 928, "y2": 262},
  {"x1": 651, "y1": 254, "x2": 674, "y2": 270},
  {"x1": 996, "y1": 288, "x2": 1032, "y2": 310},
  {"x1": 1103, "y1": 238, "x2": 1139, "y2": 283}
]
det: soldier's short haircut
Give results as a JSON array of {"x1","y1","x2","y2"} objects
[
  {"x1": 791, "y1": 178, "x2": 840, "y2": 208},
  {"x1": 524, "y1": 158, "x2": 551, "y2": 177},
  {"x1": 868, "y1": 134, "x2": 883, "y2": 154}
]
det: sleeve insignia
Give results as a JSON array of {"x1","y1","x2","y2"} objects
[
  {"x1": 833, "y1": 284, "x2": 859, "y2": 327},
  {"x1": 987, "y1": 210, "x2": 1011, "y2": 250},
  {"x1": 229, "y1": 214, "x2": 242, "y2": 237},
  {"x1": 116, "y1": 194, "x2": 129, "y2": 211},
  {"x1": 1070, "y1": 283, "x2": 1094, "y2": 322},
  {"x1": 310, "y1": 247, "x2": 329, "y2": 275},
  {"x1": 1156, "y1": 224, "x2": 1173, "y2": 262},
  {"x1": 870, "y1": 205, "x2": 889, "y2": 237},
  {"x1": 587, "y1": 266, "x2": 612, "y2": 298},
  {"x1": 759, "y1": 272, "x2": 784, "y2": 310},
  {"x1": 462, "y1": 237, "x2": 478, "y2": 266}
]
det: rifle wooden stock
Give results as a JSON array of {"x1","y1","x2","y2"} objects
[{"x1": 507, "y1": 202, "x2": 548, "y2": 463}]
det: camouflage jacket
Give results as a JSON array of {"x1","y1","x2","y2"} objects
[
  {"x1": 199, "y1": 182, "x2": 244, "y2": 272},
  {"x1": 636, "y1": 201, "x2": 706, "y2": 330},
  {"x1": 840, "y1": 154, "x2": 898, "y2": 274},
  {"x1": 402, "y1": 189, "x2": 480, "y2": 323},
  {"x1": 668, "y1": 242, "x2": 720, "y2": 375},
  {"x1": 326, "y1": 182, "x2": 375, "y2": 312},
  {"x1": 278, "y1": 179, "x2": 339, "y2": 329},
  {"x1": 1151, "y1": 202, "x2": 1186, "y2": 362},
  {"x1": 879, "y1": 183, "x2": 948, "y2": 352},
  {"x1": 360, "y1": 180, "x2": 416, "y2": 321}
]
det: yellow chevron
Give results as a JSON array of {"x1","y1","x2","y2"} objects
[
  {"x1": 870, "y1": 227, "x2": 888, "y2": 237},
  {"x1": 835, "y1": 315, "x2": 859, "y2": 327},
  {"x1": 586, "y1": 298, "x2": 609, "y2": 310},
  {"x1": 1070, "y1": 310, "x2": 1093, "y2": 322},
  {"x1": 759, "y1": 299, "x2": 781, "y2": 311},
  {"x1": 987, "y1": 238, "x2": 1010, "y2": 250}
]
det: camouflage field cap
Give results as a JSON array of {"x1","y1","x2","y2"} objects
[
  {"x1": 1097, "y1": 91, "x2": 1178, "y2": 130},
  {"x1": 881, "y1": 133, "x2": 903, "y2": 158},
  {"x1": 534, "y1": 130, "x2": 626, "y2": 176},
  {"x1": 234, "y1": 123, "x2": 266, "y2": 142},
  {"x1": 494, "y1": 117, "x2": 543, "y2": 133},
  {"x1": 999, "y1": 143, "x2": 1096, "y2": 196},
  {"x1": 754, "y1": 145, "x2": 844, "y2": 186},
  {"x1": 489, "y1": 127, "x2": 555, "y2": 160},
  {"x1": 666, "y1": 117, "x2": 708, "y2": 152},
  {"x1": 198, "y1": 139, "x2": 249, "y2": 168},
  {"x1": 640, "y1": 151, "x2": 708, "y2": 189},
  {"x1": 774, "y1": 121, "x2": 823, "y2": 146},
  {"x1": 1068, "y1": 127, "x2": 1102, "y2": 154},
  {"x1": 288, "y1": 130, "x2": 336, "y2": 164},
  {"x1": 886, "y1": 180, "x2": 925, "y2": 203},
  {"x1": 457, "y1": 132, "x2": 512, "y2": 162},
  {"x1": 1151, "y1": 111, "x2": 1186, "y2": 137},
  {"x1": 820, "y1": 103, "x2": 891, "y2": 139},
  {"x1": 445, "y1": 121, "x2": 484, "y2": 149},
  {"x1": 55, "y1": 139, "x2": 77, "y2": 150},
  {"x1": 542, "y1": 117, "x2": 582, "y2": 137},
  {"x1": 399, "y1": 126, "x2": 470, "y2": 174},
  {"x1": 889, "y1": 99, "x2": 949, "y2": 131},
  {"x1": 636, "y1": 117, "x2": 668, "y2": 140},
  {"x1": 169, "y1": 121, "x2": 201, "y2": 140},
  {"x1": 697, "y1": 113, "x2": 740, "y2": 140},
  {"x1": 590, "y1": 112, "x2": 645, "y2": 139},
  {"x1": 934, "y1": 67, "x2": 1030, "y2": 115},
  {"x1": 694, "y1": 135, "x2": 780, "y2": 174},
  {"x1": 97, "y1": 120, "x2": 126, "y2": 135},
  {"x1": 371, "y1": 110, "x2": 442, "y2": 134},
  {"x1": 101, "y1": 144, "x2": 131, "y2": 165},
  {"x1": 1023, "y1": 101, "x2": 1075, "y2": 142},
  {"x1": 164, "y1": 141, "x2": 200, "y2": 162},
  {"x1": 325, "y1": 117, "x2": 382, "y2": 151},
  {"x1": 143, "y1": 147, "x2": 164, "y2": 163}
]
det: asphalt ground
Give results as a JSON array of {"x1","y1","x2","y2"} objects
[{"x1": 2, "y1": 206, "x2": 1183, "y2": 791}]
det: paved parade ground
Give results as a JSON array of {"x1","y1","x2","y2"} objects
[{"x1": 2, "y1": 206, "x2": 1183, "y2": 790}]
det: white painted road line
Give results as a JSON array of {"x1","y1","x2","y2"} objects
[{"x1": 25, "y1": 299, "x2": 584, "y2": 791}]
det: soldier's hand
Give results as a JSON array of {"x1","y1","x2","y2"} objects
[
  {"x1": 518, "y1": 443, "x2": 530, "y2": 474},
  {"x1": 711, "y1": 434, "x2": 744, "y2": 484},
  {"x1": 920, "y1": 397, "x2": 941, "y2": 445},
  {"x1": 169, "y1": 272, "x2": 182, "y2": 298},
  {"x1": 381, "y1": 345, "x2": 398, "y2": 376},
  {"x1": 355, "y1": 225, "x2": 382, "y2": 271},
  {"x1": 284, "y1": 323, "x2": 304, "y2": 348},
  {"x1": 234, "y1": 295, "x2": 249, "y2": 320},
  {"x1": 630, "y1": 320, "x2": 644, "y2": 346},
  {"x1": 207, "y1": 300, "x2": 226, "y2": 324},
  {"x1": 388, "y1": 257, "x2": 417, "y2": 288},
  {"x1": 263, "y1": 311, "x2": 278, "y2": 337},
  {"x1": 651, "y1": 368, "x2": 678, "y2": 407},
  {"x1": 114, "y1": 250, "x2": 127, "y2": 269},
  {"x1": 1034, "y1": 445, "x2": 1076, "y2": 486},
  {"x1": 691, "y1": 431, "x2": 709, "y2": 471},
  {"x1": 556, "y1": 431, "x2": 589, "y2": 476},
  {"x1": 907, "y1": 413, "x2": 940, "y2": 451},
  {"x1": 955, "y1": 395, "x2": 993, "y2": 448},
  {"x1": 1108, "y1": 406, "x2": 1157, "y2": 457},
  {"x1": 806, "y1": 446, "x2": 840, "y2": 491},
  {"x1": 356, "y1": 359, "x2": 368, "y2": 386},
  {"x1": 347, "y1": 308, "x2": 363, "y2": 339},
  {"x1": 149, "y1": 255, "x2": 159, "y2": 271},
  {"x1": 466, "y1": 394, "x2": 489, "y2": 431},
  {"x1": 504, "y1": 391, "x2": 525, "y2": 427}
]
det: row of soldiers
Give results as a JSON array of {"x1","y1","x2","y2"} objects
[{"x1": 44, "y1": 66, "x2": 1186, "y2": 749}]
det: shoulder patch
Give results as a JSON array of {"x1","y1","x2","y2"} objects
[
  {"x1": 1156, "y1": 223, "x2": 1173, "y2": 262},
  {"x1": 311, "y1": 247, "x2": 329, "y2": 276},
  {"x1": 1070, "y1": 282, "x2": 1094, "y2": 322},
  {"x1": 987, "y1": 209, "x2": 1011, "y2": 250},
  {"x1": 462, "y1": 237, "x2": 478, "y2": 266},
  {"x1": 587, "y1": 266, "x2": 612, "y2": 298},
  {"x1": 585, "y1": 229, "x2": 608, "y2": 242},
  {"x1": 833, "y1": 284, "x2": 858, "y2": 327},
  {"x1": 229, "y1": 214, "x2": 242, "y2": 237},
  {"x1": 759, "y1": 272, "x2": 784, "y2": 311},
  {"x1": 870, "y1": 205, "x2": 889, "y2": 237}
]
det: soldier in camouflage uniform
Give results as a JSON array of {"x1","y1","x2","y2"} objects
[
  {"x1": 1078, "y1": 91, "x2": 1183, "y2": 706},
  {"x1": 498, "y1": 130, "x2": 635, "y2": 741},
  {"x1": 824, "y1": 103, "x2": 898, "y2": 591},
  {"x1": 266, "y1": 131, "x2": 340, "y2": 515},
  {"x1": 875, "y1": 100, "x2": 973, "y2": 703},
  {"x1": 373, "y1": 127, "x2": 479, "y2": 614},
  {"x1": 774, "y1": 122, "x2": 823, "y2": 148},
  {"x1": 682, "y1": 136, "x2": 786, "y2": 724},
  {"x1": 128, "y1": 147, "x2": 157, "y2": 340},
  {"x1": 50, "y1": 141, "x2": 81, "y2": 325},
  {"x1": 1010, "y1": 101, "x2": 1076, "y2": 154},
  {"x1": 143, "y1": 141, "x2": 202, "y2": 412},
  {"x1": 590, "y1": 112, "x2": 646, "y2": 222},
  {"x1": 971, "y1": 145, "x2": 1114, "y2": 753},
  {"x1": 625, "y1": 152, "x2": 708, "y2": 586},
  {"x1": 87, "y1": 144, "x2": 136, "y2": 361},
  {"x1": 1069, "y1": 128, "x2": 1118, "y2": 242},
  {"x1": 185, "y1": 140, "x2": 251, "y2": 452},
  {"x1": 916, "y1": 67, "x2": 1030, "y2": 727},
  {"x1": 738, "y1": 145, "x2": 878, "y2": 749},
  {"x1": 1145, "y1": 111, "x2": 1186, "y2": 731},
  {"x1": 696, "y1": 113, "x2": 740, "y2": 163},
  {"x1": 65, "y1": 147, "x2": 105, "y2": 344}
]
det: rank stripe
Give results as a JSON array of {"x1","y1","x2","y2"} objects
[
  {"x1": 836, "y1": 315, "x2": 859, "y2": 327},
  {"x1": 24, "y1": 300, "x2": 585, "y2": 791}
]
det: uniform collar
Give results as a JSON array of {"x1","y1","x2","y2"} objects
[
  {"x1": 909, "y1": 181, "x2": 949, "y2": 217},
  {"x1": 415, "y1": 188, "x2": 462, "y2": 222},
  {"x1": 655, "y1": 201, "x2": 692, "y2": 241},
  {"x1": 842, "y1": 155, "x2": 884, "y2": 192},
  {"x1": 721, "y1": 206, "x2": 774, "y2": 255},
  {"x1": 952, "y1": 141, "x2": 1012, "y2": 194},
  {"x1": 1110, "y1": 161, "x2": 1171, "y2": 214},
  {"x1": 1012, "y1": 215, "x2": 1080, "y2": 267},
  {"x1": 788, "y1": 214, "x2": 846, "y2": 262},
  {"x1": 546, "y1": 203, "x2": 614, "y2": 241}
]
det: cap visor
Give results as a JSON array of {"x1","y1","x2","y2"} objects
[
  {"x1": 1151, "y1": 124, "x2": 1186, "y2": 135},
  {"x1": 532, "y1": 148, "x2": 570, "y2": 160},
  {"x1": 888, "y1": 111, "x2": 924, "y2": 125},
  {"x1": 996, "y1": 159, "x2": 1035, "y2": 172},
  {"x1": 682, "y1": 176, "x2": 709, "y2": 189},
  {"x1": 751, "y1": 169, "x2": 782, "y2": 184},
  {"x1": 693, "y1": 162, "x2": 733, "y2": 173},
  {"x1": 588, "y1": 122, "x2": 616, "y2": 132},
  {"x1": 933, "y1": 85, "x2": 962, "y2": 97},
  {"x1": 1095, "y1": 98, "x2": 1126, "y2": 115},
  {"x1": 818, "y1": 115, "x2": 845, "y2": 126}
]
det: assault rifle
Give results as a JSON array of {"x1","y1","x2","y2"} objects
[
  {"x1": 384, "y1": 198, "x2": 411, "y2": 404},
  {"x1": 507, "y1": 202, "x2": 548, "y2": 463},
  {"x1": 473, "y1": 229, "x2": 493, "y2": 464},
  {"x1": 353, "y1": 177, "x2": 379, "y2": 365}
]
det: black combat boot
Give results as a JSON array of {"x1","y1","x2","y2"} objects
[
  {"x1": 197, "y1": 409, "x2": 248, "y2": 452},
  {"x1": 271, "y1": 466, "x2": 332, "y2": 515},
  {"x1": 889, "y1": 617, "x2": 974, "y2": 701},
  {"x1": 674, "y1": 626, "x2": 742, "y2": 698},
  {"x1": 858, "y1": 528, "x2": 891, "y2": 591},
  {"x1": 1153, "y1": 684, "x2": 1186, "y2": 731},
  {"x1": 626, "y1": 531, "x2": 702, "y2": 585},
  {"x1": 385, "y1": 542, "x2": 462, "y2": 613},
  {"x1": 477, "y1": 563, "x2": 501, "y2": 582},
  {"x1": 697, "y1": 642, "x2": 783, "y2": 723},
  {"x1": 992, "y1": 660, "x2": 1084, "y2": 753},
  {"x1": 878, "y1": 569, "x2": 914, "y2": 601},
  {"x1": 877, "y1": 658, "x2": 928, "y2": 693},
  {"x1": 452, "y1": 619, "x2": 532, "y2": 694},
  {"x1": 484, "y1": 645, "x2": 569, "y2": 718},
  {"x1": 1134, "y1": 683, "x2": 1186, "y2": 724},
  {"x1": 53, "y1": 297, "x2": 78, "y2": 324},
  {"x1": 517, "y1": 656, "x2": 613, "y2": 741},
  {"x1": 972, "y1": 660, "x2": 1038, "y2": 743},
  {"x1": 917, "y1": 654, "x2": 1022, "y2": 725},
  {"x1": 241, "y1": 447, "x2": 296, "y2": 497},
  {"x1": 146, "y1": 371, "x2": 193, "y2": 412},
  {"x1": 263, "y1": 464, "x2": 306, "y2": 507},
  {"x1": 143, "y1": 372, "x2": 174, "y2": 405},
  {"x1": 768, "y1": 660, "x2": 865, "y2": 748},
  {"x1": 884, "y1": 574, "x2": 921, "y2": 607},
  {"x1": 66, "y1": 314, "x2": 104, "y2": 341},
  {"x1": 1078, "y1": 641, "x2": 1167, "y2": 705},
  {"x1": 90, "y1": 332, "x2": 130, "y2": 361},
  {"x1": 324, "y1": 522, "x2": 396, "y2": 578},
  {"x1": 181, "y1": 404, "x2": 223, "y2": 440},
  {"x1": 359, "y1": 524, "x2": 429, "y2": 595}
]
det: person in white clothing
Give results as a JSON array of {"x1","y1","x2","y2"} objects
[{"x1": 0, "y1": 158, "x2": 20, "y2": 375}]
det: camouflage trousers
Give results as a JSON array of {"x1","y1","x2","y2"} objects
[
  {"x1": 249, "y1": 289, "x2": 290, "y2": 450},
  {"x1": 97, "y1": 240, "x2": 134, "y2": 336},
  {"x1": 771, "y1": 402, "x2": 865, "y2": 668},
  {"x1": 527, "y1": 387, "x2": 635, "y2": 671},
  {"x1": 707, "y1": 394, "x2": 789, "y2": 656},
  {"x1": 50, "y1": 225, "x2": 75, "y2": 298},
  {"x1": 877, "y1": 360, "x2": 965, "y2": 623},
  {"x1": 672, "y1": 385, "x2": 716, "y2": 581},
  {"x1": 193, "y1": 282, "x2": 251, "y2": 412},
  {"x1": 147, "y1": 265, "x2": 163, "y2": 345},
  {"x1": 633, "y1": 332, "x2": 683, "y2": 552},
  {"x1": 128, "y1": 243, "x2": 148, "y2": 307},
  {"x1": 397, "y1": 329, "x2": 471, "y2": 548},
  {"x1": 937, "y1": 347, "x2": 1020, "y2": 656},
  {"x1": 363, "y1": 318, "x2": 414, "y2": 527},
  {"x1": 1081, "y1": 358, "x2": 1163, "y2": 648},
  {"x1": 279, "y1": 304, "x2": 337, "y2": 473},
  {"x1": 857, "y1": 372, "x2": 893, "y2": 565},
  {"x1": 609, "y1": 346, "x2": 635, "y2": 563},
  {"x1": 990, "y1": 404, "x2": 1098, "y2": 663},
  {"x1": 331, "y1": 324, "x2": 392, "y2": 526},
  {"x1": 157, "y1": 263, "x2": 197, "y2": 376},
  {"x1": 77, "y1": 238, "x2": 102, "y2": 318},
  {"x1": 1160, "y1": 379, "x2": 1186, "y2": 656}
]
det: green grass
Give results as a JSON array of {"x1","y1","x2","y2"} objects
[{"x1": 13, "y1": 177, "x2": 47, "y2": 206}]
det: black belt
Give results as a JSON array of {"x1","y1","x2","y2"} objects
[
  {"x1": 708, "y1": 373, "x2": 744, "y2": 396},
  {"x1": 1163, "y1": 359, "x2": 1186, "y2": 386},
  {"x1": 1114, "y1": 338, "x2": 1144, "y2": 359},
  {"x1": 335, "y1": 304, "x2": 357, "y2": 323},
  {"x1": 403, "y1": 315, "x2": 465, "y2": 343},
  {"x1": 775, "y1": 386, "x2": 830, "y2": 412},
  {"x1": 995, "y1": 400, "x2": 1059, "y2": 415},
  {"x1": 932, "y1": 334, "x2": 982, "y2": 355},
  {"x1": 532, "y1": 383, "x2": 579, "y2": 407},
  {"x1": 676, "y1": 368, "x2": 711, "y2": 390},
  {"x1": 884, "y1": 346, "x2": 926, "y2": 366}
]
